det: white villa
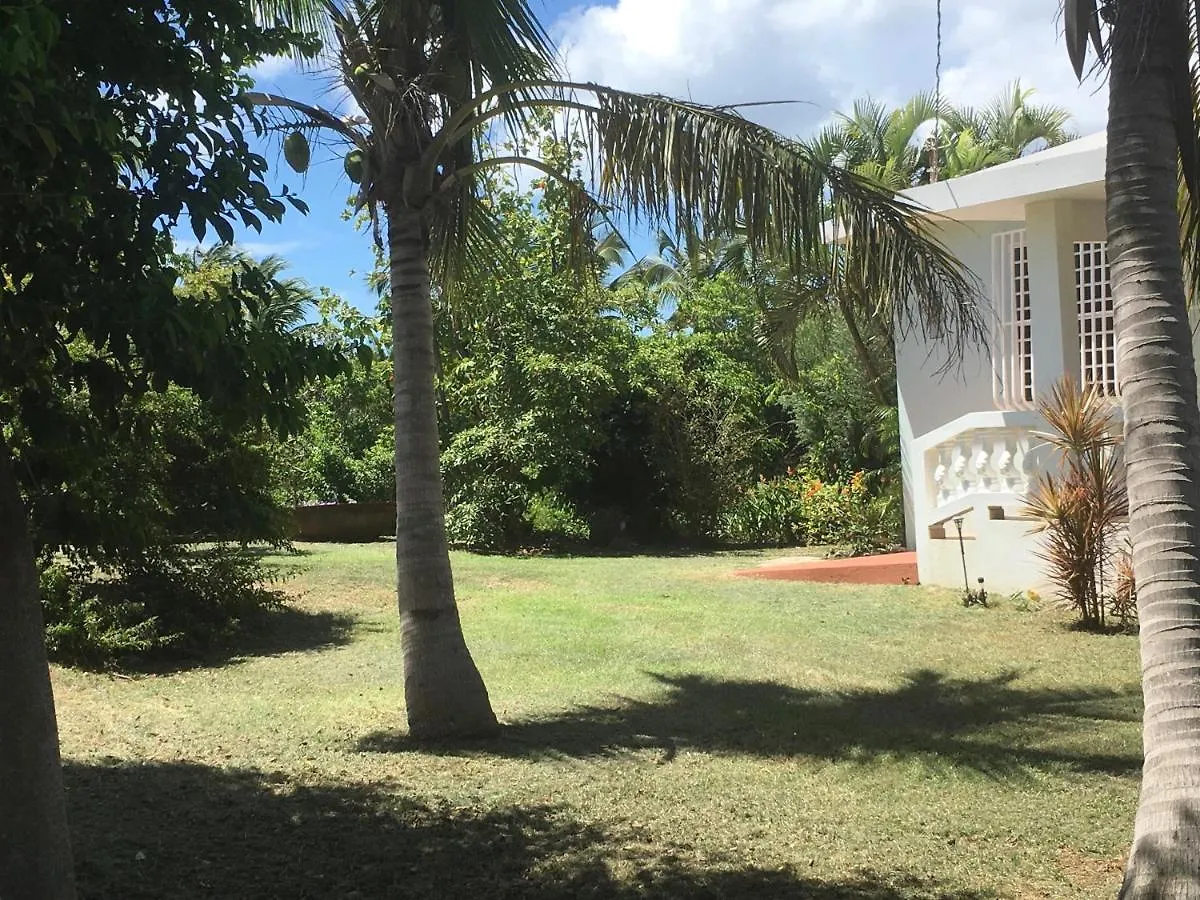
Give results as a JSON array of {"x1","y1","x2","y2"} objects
[{"x1": 897, "y1": 132, "x2": 1152, "y2": 594}]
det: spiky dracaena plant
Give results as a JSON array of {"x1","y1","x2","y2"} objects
[{"x1": 1023, "y1": 378, "x2": 1128, "y2": 629}]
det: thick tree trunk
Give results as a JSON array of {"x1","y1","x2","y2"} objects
[
  {"x1": 386, "y1": 202, "x2": 498, "y2": 739},
  {"x1": 1109, "y1": 2, "x2": 1200, "y2": 896},
  {"x1": 0, "y1": 435, "x2": 76, "y2": 899}
]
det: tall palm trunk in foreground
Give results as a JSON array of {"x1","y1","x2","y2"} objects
[
  {"x1": 1106, "y1": 1, "x2": 1200, "y2": 894},
  {"x1": 387, "y1": 203, "x2": 497, "y2": 737},
  {"x1": 0, "y1": 436, "x2": 76, "y2": 899}
]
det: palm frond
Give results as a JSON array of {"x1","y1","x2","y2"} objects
[
  {"x1": 593, "y1": 228, "x2": 631, "y2": 270},
  {"x1": 1033, "y1": 375, "x2": 1120, "y2": 455},
  {"x1": 885, "y1": 90, "x2": 943, "y2": 165},
  {"x1": 427, "y1": 171, "x2": 518, "y2": 304},
  {"x1": 609, "y1": 255, "x2": 681, "y2": 291},
  {"x1": 437, "y1": 0, "x2": 558, "y2": 86},
  {"x1": 1064, "y1": 0, "x2": 1106, "y2": 79}
]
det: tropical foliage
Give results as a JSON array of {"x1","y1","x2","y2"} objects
[
  {"x1": 0, "y1": 0, "x2": 326, "y2": 893},
  {"x1": 16, "y1": 249, "x2": 338, "y2": 670},
  {"x1": 241, "y1": 0, "x2": 988, "y2": 739},
  {"x1": 1022, "y1": 378, "x2": 1127, "y2": 630}
]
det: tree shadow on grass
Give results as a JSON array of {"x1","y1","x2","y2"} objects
[
  {"x1": 360, "y1": 669, "x2": 1142, "y2": 779},
  {"x1": 120, "y1": 606, "x2": 358, "y2": 676},
  {"x1": 65, "y1": 759, "x2": 997, "y2": 899}
]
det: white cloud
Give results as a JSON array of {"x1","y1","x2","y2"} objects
[
  {"x1": 238, "y1": 240, "x2": 309, "y2": 258},
  {"x1": 247, "y1": 54, "x2": 297, "y2": 83},
  {"x1": 171, "y1": 237, "x2": 310, "y2": 259},
  {"x1": 553, "y1": 0, "x2": 1108, "y2": 140}
]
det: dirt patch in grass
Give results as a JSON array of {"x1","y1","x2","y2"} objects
[{"x1": 1056, "y1": 846, "x2": 1126, "y2": 894}]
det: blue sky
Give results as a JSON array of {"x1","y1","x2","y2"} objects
[{"x1": 190, "y1": 0, "x2": 1110, "y2": 313}]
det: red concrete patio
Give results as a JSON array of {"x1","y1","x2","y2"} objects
[{"x1": 734, "y1": 551, "x2": 918, "y2": 585}]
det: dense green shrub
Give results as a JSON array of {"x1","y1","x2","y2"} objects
[
  {"x1": 778, "y1": 315, "x2": 897, "y2": 481},
  {"x1": 624, "y1": 328, "x2": 790, "y2": 543},
  {"x1": 282, "y1": 355, "x2": 395, "y2": 504},
  {"x1": 444, "y1": 472, "x2": 531, "y2": 550},
  {"x1": 40, "y1": 545, "x2": 290, "y2": 669},
  {"x1": 525, "y1": 492, "x2": 591, "y2": 545},
  {"x1": 722, "y1": 470, "x2": 901, "y2": 555}
]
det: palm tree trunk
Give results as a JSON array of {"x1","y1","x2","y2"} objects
[
  {"x1": 1109, "y1": 2, "x2": 1200, "y2": 895},
  {"x1": 838, "y1": 294, "x2": 894, "y2": 407},
  {"x1": 0, "y1": 435, "x2": 76, "y2": 899},
  {"x1": 386, "y1": 202, "x2": 498, "y2": 739}
]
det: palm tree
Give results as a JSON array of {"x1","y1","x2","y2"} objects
[
  {"x1": 246, "y1": 0, "x2": 984, "y2": 739},
  {"x1": 945, "y1": 81, "x2": 1077, "y2": 167},
  {"x1": 753, "y1": 86, "x2": 1079, "y2": 403},
  {"x1": 608, "y1": 224, "x2": 749, "y2": 329},
  {"x1": 814, "y1": 84, "x2": 1077, "y2": 190},
  {"x1": 811, "y1": 92, "x2": 945, "y2": 190},
  {"x1": 1065, "y1": 1, "x2": 1200, "y2": 895},
  {"x1": 174, "y1": 244, "x2": 317, "y2": 333}
]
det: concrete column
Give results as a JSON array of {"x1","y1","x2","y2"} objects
[
  {"x1": 1024, "y1": 199, "x2": 1107, "y2": 398},
  {"x1": 1023, "y1": 201, "x2": 1073, "y2": 400}
]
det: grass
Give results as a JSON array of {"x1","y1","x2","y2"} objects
[{"x1": 53, "y1": 544, "x2": 1143, "y2": 899}]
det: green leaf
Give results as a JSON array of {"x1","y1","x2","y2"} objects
[
  {"x1": 34, "y1": 123, "x2": 58, "y2": 157},
  {"x1": 212, "y1": 215, "x2": 235, "y2": 244}
]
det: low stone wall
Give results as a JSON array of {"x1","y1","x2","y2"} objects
[{"x1": 290, "y1": 501, "x2": 395, "y2": 542}]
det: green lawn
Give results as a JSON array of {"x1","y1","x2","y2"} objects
[{"x1": 54, "y1": 544, "x2": 1143, "y2": 899}]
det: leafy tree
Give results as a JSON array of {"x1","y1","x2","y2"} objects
[
  {"x1": 247, "y1": 0, "x2": 981, "y2": 739},
  {"x1": 437, "y1": 156, "x2": 630, "y2": 548},
  {"x1": 780, "y1": 311, "x2": 896, "y2": 479},
  {"x1": 285, "y1": 357, "x2": 396, "y2": 503},
  {"x1": 277, "y1": 292, "x2": 393, "y2": 503},
  {"x1": 0, "y1": 1, "x2": 322, "y2": 895},
  {"x1": 1064, "y1": 1, "x2": 1200, "y2": 894},
  {"x1": 15, "y1": 247, "x2": 333, "y2": 561},
  {"x1": 624, "y1": 317, "x2": 788, "y2": 541}
]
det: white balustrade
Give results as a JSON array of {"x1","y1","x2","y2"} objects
[{"x1": 926, "y1": 427, "x2": 1033, "y2": 509}]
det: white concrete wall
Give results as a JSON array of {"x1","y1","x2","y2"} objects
[
  {"x1": 897, "y1": 218, "x2": 1016, "y2": 565},
  {"x1": 895, "y1": 218, "x2": 1007, "y2": 442},
  {"x1": 898, "y1": 200, "x2": 1108, "y2": 595},
  {"x1": 1026, "y1": 199, "x2": 1106, "y2": 394}
]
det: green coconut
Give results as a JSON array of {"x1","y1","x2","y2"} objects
[{"x1": 283, "y1": 130, "x2": 310, "y2": 174}]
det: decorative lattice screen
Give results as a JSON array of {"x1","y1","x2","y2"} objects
[
  {"x1": 1074, "y1": 241, "x2": 1118, "y2": 396},
  {"x1": 991, "y1": 229, "x2": 1033, "y2": 409}
]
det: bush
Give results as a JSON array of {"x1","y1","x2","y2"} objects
[
  {"x1": 444, "y1": 475, "x2": 531, "y2": 550},
  {"x1": 1110, "y1": 546, "x2": 1138, "y2": 632},
  {"x1": 1022, "y1": 378, "x2": 1127, "y2": 630},
  {"x1": 721, "y1": 470, "x2": 901, "y2": 554},
  {"x1": 41, "y1": 544, "x2": 290, "y2": 669},
  {"x1": 525, "y1": 492, "x2": 591, "y2": 545}
]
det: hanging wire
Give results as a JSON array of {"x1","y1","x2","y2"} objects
[{"x1": 930, "y1": 0, "x2": 942, "y2": 182}]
